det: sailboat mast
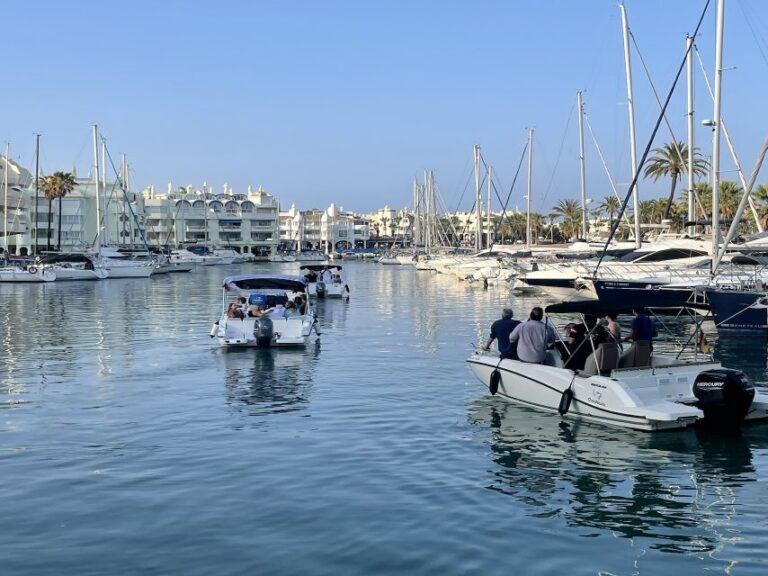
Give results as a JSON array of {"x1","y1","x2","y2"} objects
[
  {"x1": 687, "y1": 34, "x2": 696, "y2": 236},
  {"x1": 3, "y1": 143, "x2": 8, "y2": 255},
  {"x1": 33, "y1": 134, "x2": 40, "y2": 255},
  {"x1": 92, "y1": 124, "x2": 101, "y2": 253},
  {"x1": 620, "y1": 3, "x2": 642, "y2": 249},
  {"x1": 474, "y1": 145, "x2": 481, "y2": 251},
  {"x1": 577, "y1": 90, "x2": 587, "y2": 239},
  {"x1": 526, "y1": 128, "x2": 533, "y2": 249},
  {"x1": 487, "y1": 164, "x2": 493, "y2": 248},
  {"x1": 711, "y1": 0, "x2": 725, "y2": 262}
]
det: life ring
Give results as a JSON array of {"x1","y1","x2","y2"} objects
[
  {"x1": 28, "y1": 266, "x2": 38, "y2": 274},
  {"x1": 489, "y1": 369, "x2": 501, "y2": 395}
]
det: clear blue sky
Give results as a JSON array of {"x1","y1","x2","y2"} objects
[{"x1": 5, "y1": 0, "x2": 768, "y2": 213}]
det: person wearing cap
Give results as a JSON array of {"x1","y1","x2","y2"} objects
[{"x1": 483, "y1": 308, "x2": 521, "y2": 359}]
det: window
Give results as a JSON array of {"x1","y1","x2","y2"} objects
[{"x1": 61, "y1": 215, "x2": 82, "y2": 225}]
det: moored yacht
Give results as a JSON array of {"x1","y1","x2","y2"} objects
[{"x1": 35, "y1": 252, "x2": 108, "y2": 280}]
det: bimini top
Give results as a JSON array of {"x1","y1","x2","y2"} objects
[
  {"x1": 223, "y1": 274, "x2": 307, "y2": 292},
  {"x1": 299, "y1": 264, "x2": 341, "y2": 271}
]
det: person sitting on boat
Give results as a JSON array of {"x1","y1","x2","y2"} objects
[
  {"x1": 623, "y1": 307, "x2": 657, "y2": 347},
  {"x1": 263, "y1": 303, "x2": 286, "y2": 318},
  {"x1": 227, "y1": 302, "x2": 245, "y2": 319},
  {"x1": 284, "y1": 301, "x2": 301, "y2": 318},
  {"x1": 294, "y1": 295, "x2": 307, "y2": 315},
  {"x1": 483, "y1": 308, "x2": 520, "y2": 359},
  {"x1": 564, "y1": 315, "x2": 610, "y2": 370},
  {"x1": 509, "y1": 306, "x2": 558, "y2": 364},
  {"x1": 248, "y1": 304, "x2": 263, "y2": 318}
]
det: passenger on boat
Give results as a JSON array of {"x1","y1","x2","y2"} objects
[
  {"x1": 483, "y1": 308, "x2": 520, "y2": 359},
  {"x1": 294, "y1": 295, "x2": 307, "y2": 315},
  {"x1": 263, "y1": 303, "x2": 286, "y2": 318},
  {"x1": 509, "y1": 307, "x2": 558, "y2": 364},
  {"x1": 227, "y1": 303, "x2": 245, "y2": 319},
  {"x1": 284, "y1": 302, "x2": 301, "y2": 318},
  {"x1": 248, "y1": 304, "x2": 263, "y2": 317},
  {"x1": 623, "y1": 307, "x2": 656, "y2": 347},
  {"x1": 238, "y1": 296, "x2": 249, "y2": 316},
  {"x1": 564, "y1": 315, "x2": 610, "y2": 370},
  {"x1": 605, "y1": 312, "x2": 622, "y2": 344}
]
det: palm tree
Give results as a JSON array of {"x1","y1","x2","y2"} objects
[
  {"x1": 598, "y1": 195, "x2": 622, "y2": 228},
  {"x1": 643, "y1": 141, "x2": 709, "y2": 220},
  {"x1": 638, "y1": 200, "x2": 655, "y2": 225},
  {"x1": 40, "y1": 171, "x2": 77, "y2": 251},
  {"x1": 551, "y1": 199, "x2": 583, "y2": 240}
]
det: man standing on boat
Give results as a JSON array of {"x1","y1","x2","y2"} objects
[
  {"x1": 623, "y1": 307, "x2": 657, "y2": 346},
  {"x1": 509, "y1": 306, "x2": 558, "y2": 364},
  {"x1": 483, "y1": 308, "x2": 520, "y2": 359}
]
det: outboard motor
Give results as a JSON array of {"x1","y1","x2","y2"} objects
[
  {"x1": 253, "y1": 316, "x2": 274, "y2": 347},
  {"x1": 693, "y1": 369, "x2": 755, "y2": 430},
  {"x1": 316, "y1": 281, "x2": 326, "y2": 298}
]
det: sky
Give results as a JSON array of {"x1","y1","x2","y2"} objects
[{"x1": 4, "y1": 0, "x2": 768, "y2": 213}]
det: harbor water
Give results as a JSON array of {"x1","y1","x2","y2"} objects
[{"x1": 2, "y1": 261, "x2": 768, "y2": 575}]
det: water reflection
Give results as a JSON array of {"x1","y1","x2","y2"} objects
[
  {"x1": 222, "y1": 342, "x2": 321, "y2": 419},
  {"x1": 469, "y1": 397, "x2": 765, "y2": 558}
]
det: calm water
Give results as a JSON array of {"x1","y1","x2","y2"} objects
[{"x1": 1, "y1": 262, "x2": 768, "y2": 575}]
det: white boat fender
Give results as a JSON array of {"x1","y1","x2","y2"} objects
[
  {"x1": 210, "y1": 321, "x2": 219, "y2": 338},
  {"x1": 558, "y1": 373, "x2": 578, "y2": 416}
]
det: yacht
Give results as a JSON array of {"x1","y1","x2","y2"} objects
[
  {"x1": 35, "y1": 252, "x2": 108, "y2": 281},
  {"x1": 211, "y1": 274, "x2": 316, "y2": 348},
  {"x1": 467, "y1": 302, "x2": 768, "y2": 432}
]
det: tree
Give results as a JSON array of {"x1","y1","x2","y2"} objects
[
  {"x1": 551, "y1": 199, "x2": 583, "y2": 240},
  {"x1": 598, "y1": 195, "x2": 622, "y2": 228},
  {"x1": 643, "y1": 141, "x2": 709, "y2": 220},
  {"x1": 40, "y1": 171, "x2": 77, "y2": 251}
]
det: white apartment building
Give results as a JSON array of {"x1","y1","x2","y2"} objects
[
  {"x1": 278, "y1": 203, "x2": 371, "y2": 252},
  {"x1": 142, "y1": 184, "x2": 280, "y2": 256}
]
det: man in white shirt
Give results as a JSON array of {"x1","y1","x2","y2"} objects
[{"x1": 509, "y1": 306, "x2": 558, "y2": 363}]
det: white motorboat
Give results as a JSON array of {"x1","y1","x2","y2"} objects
[
  {"x1": 211, "y1": 274, "x2": 316, "y2": 348},
  {"x1": 213, "y1": 247, "x2": 246, "y2": 264},
  {"x1": 98, "y1": 247, "x2": 155, "y2": 278},
  {"x1": 467, "y1": 302, "x2": 768, "y2": 432},
  {"x1": 300, "y1": 265, "x2": 349, "y2": 299},
  {"x1": 0, "y1": 262, "x2": 56, "y2": 282},
  {"x1": 35, "y1": 252, "x2": 108, "y2": 281}
]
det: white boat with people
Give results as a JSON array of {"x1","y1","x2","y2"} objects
[
  {"x1": 211, "y1": 274, "x2": 316, "y2": 348},
  {"x1": 467, "y1": 301, "x2": 768, "y2": 432},
  {"x1": 300, "y1": 264, "x2": 349, "y2": 299}
]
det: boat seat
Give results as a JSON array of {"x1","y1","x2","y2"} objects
[
  {"x1": 582, "y1": 342, "x2": 621, "y2": 376},
  {"x1": 543, "y1": 349, "x2": 564, "y2": 368},
  {"x1": 618, "y1": 341, "x2": 652, "y2": 369}
]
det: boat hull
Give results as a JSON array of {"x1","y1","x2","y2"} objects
[{"x1": 467, "y1": 352, "x2": 710, "y2": 431}]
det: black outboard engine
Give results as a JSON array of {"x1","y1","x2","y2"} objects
[
  {"x1": 693, "y1": 369, "x2": 755, "y2": 430},
  {"x1": 316, "y1": 281, "x2": 326, "y2": 298},
  {"x1": 253, "y1": 316, "x2": 274, "y2": 347}
]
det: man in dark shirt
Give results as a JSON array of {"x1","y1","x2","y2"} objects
[
  {"x1": 624, "y1": 307, "x2": 657, "y2": 344},
  {"x1": 483, "y1": 308, "x2": 521, "y2": 359}
]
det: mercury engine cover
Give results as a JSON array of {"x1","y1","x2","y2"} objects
[
  {"x1": 316, "y1": 281, "x2": 326, "y2": 298},
  {"x1": 253, "y1": 316, "x2": 274, "y2": 347},
  {"x1": 693, "y1": 369, "x2": 755, "y2": 429}
]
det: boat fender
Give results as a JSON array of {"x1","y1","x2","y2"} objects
[
  {"x1": 28, "y1": 266, "x2": 38, "y2": 274},
  {"x1": 209, "y1": 321, "x2": 219, "y2": 338},
  {"x1": 558, "y1": 388, "x2": 574, "y2": 415},
  {"x1": 345, "y1": 284, "x2": 350, "y2": 293},
  {"x1": 489, "y1": 369, "x2": 500, "y2": 395}
]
